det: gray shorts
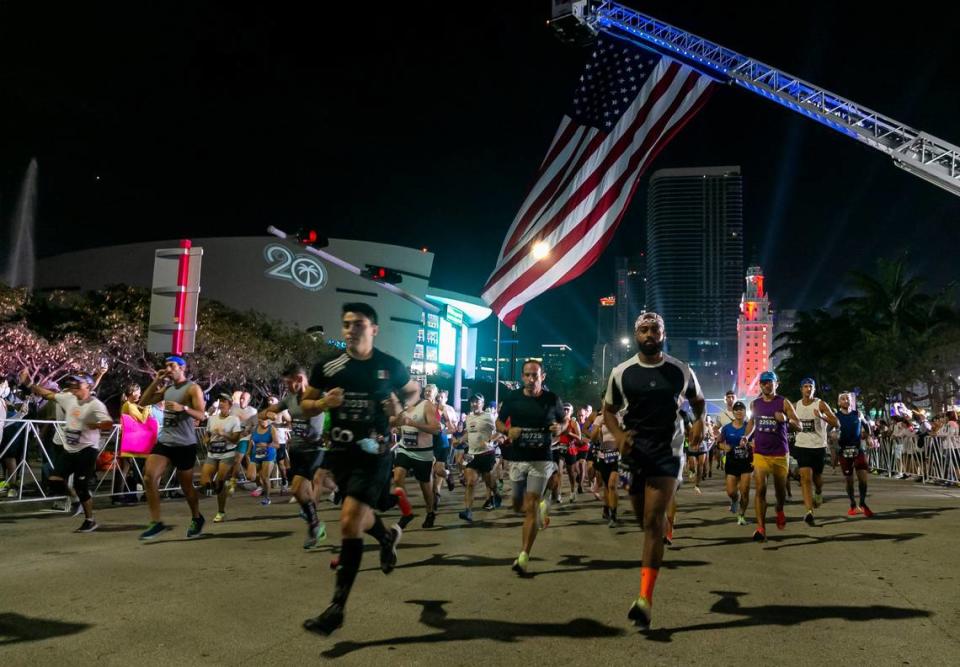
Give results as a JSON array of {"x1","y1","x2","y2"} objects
[
  {"x1": 509, "y1": 460, "x2": 557, "y2": 497},
  {"x1": 204, "y1": 451, "x2": 237, "y2": 466}
]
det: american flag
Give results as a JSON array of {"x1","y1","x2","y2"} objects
[{"x1": 481, "y1": 36, "x2": 714, "y2": 325}]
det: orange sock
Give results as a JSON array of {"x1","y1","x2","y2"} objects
[{"x1": 640, "y1": 566, "x2": 659, "y2": 602}]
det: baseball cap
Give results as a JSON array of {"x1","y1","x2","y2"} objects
[
  {"x1": 732, "y1": 401, "x2": 746, "y2": 410},
  {"x1": 758, "y1": 371, "x2": 778, "y2": 383},
  {"x1": 165, "y1": 355, "x2": 187, "y2": 366},
  {"x1": 65, "y1": 373, "x2": 94, "y2": 387},
  {"x1": 800, "y1": 377, "x2": 816, "y2": 387},
  {"x1": 634, "y1": 311, "x2": 665, "y2": 331}
]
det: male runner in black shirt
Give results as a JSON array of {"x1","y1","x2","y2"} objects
[
  {"x1": 299, "y1": 303, "x2": 420, "y2": 635},
  {"x1": 603, "y1": 312, "x2": 705, "y2": 629}
]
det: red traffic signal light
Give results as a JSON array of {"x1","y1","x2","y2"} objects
[
  {"x1": 362, "y1": 265, "x2": 402, "y2": 284},
  {"x1": 295, "y1": 227, "x2": 328, "y2": 247}
]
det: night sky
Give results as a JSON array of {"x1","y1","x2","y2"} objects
[{"x1": 2, "y1": 1, "x2": 958, "y2": 366}]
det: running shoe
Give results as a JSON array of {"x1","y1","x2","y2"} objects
[
  {"x1": 423, "y1": 512, "x2": 436, "y2": 529},
  {"x1": 737, "y1": 514, "x2": 747, "y2": 526},
  {"x1": 186, "y1": 514, "x2": 205, "y2": 539},
  {"x1": 379, "y1": 525, "x2": 402, "y2": 574},
  {"x1": 537, "y1": 500, "x2": 550, "y2": 530},
  {"x1": 775, "y1": 510, "x2": 786, "y2": 530},
  {"x1": 138, "y1": 521, "x2": 167, "y2": 541},
  {"x1": 250, "y1": 487, "x2": 263, "y2": 497},
  {"x1": 813, "y1": 492, "x2": 823, "y2": 508},
  {"x1": 70, "y1": 502, "x2": 84, "y2": 517},
  {"x1": 628, "y1": 597, "x2": 652, "y2": 629},
  {"x1": 458, "y1": 509, "x2": 473, "y2": 523},
  {"x1": 482, "y1": 497, "x2": 495, "y2": 511},
  {"x1": 847, "y1": 506, "x2": 859, "y2": 516},
  {"x1": 260, "y1": 497, "x2": 271, "y2": 506},
  {"x1": 693, "y1": 486, "x2": 702, "y2": 496},
  {"x1": 803, "y1": 511, "x2": 816, "y2": 527},
  {"x1": 75, "y1": 519, "x2": 98, "y2": 533},
  {"x1": 227, "y1": 479, "x2": 236, "y2": 495},
  {"x1": 512, "y1": 551, "x2": 529, "y2": 575},
  {"x1": 303, "y1": 603, "x2": 344, "y2": 635},
  {"x1": 861, "y1": 504, "x2": 874, "y2": 518},
  {"x1": 213, "y1": 512, "x2": 226, "y2": 523},
  {"x1": 303, "y1": 521, "x2": 326, "y2": 549},
  {"x1": 752, "y1": 528, "x2": 766, "y2": 542}
]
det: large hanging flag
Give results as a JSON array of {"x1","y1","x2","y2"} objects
[{"x1": 482, "y1": 35, "x2": 714, "y2": 325}]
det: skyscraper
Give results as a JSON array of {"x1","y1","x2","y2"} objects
[{"x1": 646, "y1": 166, "x2": 743, "y2": 395}]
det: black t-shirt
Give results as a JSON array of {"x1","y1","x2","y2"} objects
[
  {"x1": 498, "y1": 388, "x2": 564, "y2": 462},
  {"x1": 308, "y1": 349, "x2": 410, "y2": 453},
  {"x1": 605, "y1": 353, "x2": 702, "y2": 455}
]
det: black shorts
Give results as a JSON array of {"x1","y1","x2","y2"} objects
[
  {"x1": 395, "y1": 451, "x2": 434, "y2": 483},
  {"x1": 326, "y1": 449, "x2": 394, "y2": 508},
  {"x1": 595, "y1": 457, "x2": 620, "y2": 482},
  {"x1": 433, "y1": 445, "x2": 451, "y2": 464},
  {"x1": 276, "y1": 446, "x2": 288, "y2": 463},
  {"x1": 562, "y1": 450, "x2": 578, "y2": 467},
  {"x1": 626, "y1": 445, "x2": 682, "y2": 495},
  {"x1": 576, "y1": 450, "x2": 589, "y2": 461},
  {"x1": 551, "y1": 448, "x2": 564, "y2": 464},
  {"x1": 288, "y1": 445, "x2": 325, "y2": 480},
  {"x1": 725, "y1": 459, "x2": 754, "y2": 477},
  {"x1": 794, "y1": 447, "x2": 826, "y2": 474},
  {"x1": 466, "y1": 452, "x2": 496, "y2": 474},
  {"x1": 53, "y1": 447, "x2": 98, "y2": 481},
  {"x1": 151, "y1": 442, "x2": 198, "y2": 472}
]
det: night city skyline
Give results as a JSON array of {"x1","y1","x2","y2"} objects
[{"x1": 3, "y1": 1, "x2": 959, "y2": 365}]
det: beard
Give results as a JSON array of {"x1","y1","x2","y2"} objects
[{"x1": 639, "y1": 339, "x2": 663, "y2": 356}]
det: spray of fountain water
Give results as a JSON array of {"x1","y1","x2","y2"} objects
[{"x1": 3, "y1": 159, "x2": 37, "y2": 290}]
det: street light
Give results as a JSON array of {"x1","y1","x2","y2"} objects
[{"x1": 601, "y1": 337, "x2": 633, "y2": 383}]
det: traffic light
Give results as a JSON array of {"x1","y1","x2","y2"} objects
[
  {"x1": 362, "y1": 264, "x2": 402, "y2": 284},
  {"x1": 295, "y1": 227, "x2": 328, "y2": 247}
]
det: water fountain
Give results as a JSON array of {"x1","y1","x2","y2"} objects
[{"x1": 3, "y1": 158, "x2": 37, "y2": 290}]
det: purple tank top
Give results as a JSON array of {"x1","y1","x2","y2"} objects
[{"x1": 752, "y1": 396, "x2": 788, "y2": 456}]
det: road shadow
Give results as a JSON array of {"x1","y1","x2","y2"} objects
[
  {"x1": 318, "y1": 599, "x2": 624, "y2": 657},
  {"x1": 141, "y1": 529, "x2": 294, "y2": 544},
  {"x1": 0, "y1": 613, "x2": 91, "y2": 645},
  {"x1": 643, "y1": 590, "x2": 932, "y2": 642},
  {"x1": 393, "y1": 553, "x2": 529, "y2": 570},
  {"x1": 525, "y1": 554, "x2": 709, "y2": 578}
]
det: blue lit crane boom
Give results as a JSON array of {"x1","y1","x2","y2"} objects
[{"x1": 551, "y1": 1, "x2": 960, "y2": 198}]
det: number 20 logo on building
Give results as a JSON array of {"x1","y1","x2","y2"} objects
[{"x1": 263, "y1": 244, "x2": 328, "y2": 291}]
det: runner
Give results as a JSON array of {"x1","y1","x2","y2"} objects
[
  {"x1": 300, "y1": 303, "x2": 420, "y2": 635},
  {"x1": 717, "y1": 401, "x2": 752, "y2": 525},
  {"x1": 199, "y1": 394, "x2": 242, "y2": 522},
  {"x1": 741, "y1": 371, "x2": 801, "y2": 542},
  {"x1": 19, "y1": 371, "x2": 113, "y2": 532},
  {"x1": 263, "y1": 364, "x2": 328, "y2": 549},
  {"x1": 592, "y1": 411, "x2": 622, "y2": 527},
  {"x1": 496, "y1": 360, "x2": 564, "y2": 575},
  {"x1": 458, "y1": 393, "x2": 501, "y2": 523},
  {"x1": 793, "y1": 378, "x2": 839, "y2": 526},
  {"x1": 137, "y1": 356, "x2": 206, "y2": 540},
  {"x1": 836, "y1": 392, "x2": 874, "y2": 517},
  {"x1": 558, "y1": 404, "x2": 582, "y2": 502},
  {"x1": 393, "y1": 384, "x2": 441, "y2": 528},
  {"x1": 433, "y1": 389, "x2": 458, "y2": 505},
  {"x1": 603, "y1": 312, "x2": 705, "y2": 629},
  {"x1": 714, "y1": 390, "x2": 737, "y2": 472},
  {"x1": 250, "y1": 413, "x2": 278, "y2": 505}
]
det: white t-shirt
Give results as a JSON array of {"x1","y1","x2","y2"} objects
[
  {"x1": 399, "y1": 400, "x2": 435, "y2": 462},
  {"x1": 230, "y1": 405, "x2": 258, "y2": 435},
  {"x1": 55, "y1": 392, "x2": 112, "y2": 453},
  {"x1": 939, "y1": 421, "x2": 958, "y2": 450},
  {"x1": 794, "y1": 398, "x2": 828, "y2": 449},
  {"x1": 206, "y1": 414, "x2": 242, "y2": 454},
  {"x1": 465, "y1": 411, "x2": 497, "y2": 455}
]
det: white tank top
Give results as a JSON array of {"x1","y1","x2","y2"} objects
[
  {"x1": 794, "y1": 398, "x2": 827, "y2": 449},
  {"x1": 400, "y1": 400, "x2": 434, "y2": 451}
]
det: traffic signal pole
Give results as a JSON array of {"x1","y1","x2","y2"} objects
[{"x1": 266, "y1": 226, "x2": 440, "y2": 314}]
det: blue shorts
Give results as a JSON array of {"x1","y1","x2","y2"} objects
[
  {"x1": 237, "y1": 439, "x2": 251, "y2": 456},
  {"x1": 252, "y1": 447, "x2": 277, "y2": 464}
]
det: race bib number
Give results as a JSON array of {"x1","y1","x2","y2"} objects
[
  {"x1": 163, "y1": 411, "x2": 179, "y2": 429},
  {"x1": 756, "y1": 416, "x2": 778, "y2": 433},
  {"x1": 401, "y1": 428, "x2": 418, "y2": 447},
  {"x1": 255, "y1": 446, "x2": 268, "y2": 458},
  {"x1": 518, "y1": 428, "x2": 546, "y2": 448},
  {"x1": 208, "y1": 441, "x2": 227, "y2": 454},
  {"x1": 801, "y1": 419, "x2": 815, "y2": 432},
  {"x1": 65, "y1": 429, "x2": 82, "y2": 446},
  {"x1": 602, "y1": 449, "x2": 620, "y2": 464},
  {"x1": 292, "y1": 420, "x2": 311, "y2": 440},
  {"x1": 733, "y1": 445, "x2": 750, "y2": 459},
  {"x1": 337, "y1": 392, "x2": 375, "y2": 424},
  {"x1": 842, "y1": 446, "x2": 859, "y2": 458}
]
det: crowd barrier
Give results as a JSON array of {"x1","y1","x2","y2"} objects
[{"x1": 0, "y1": 418, "x2": 287, "y2": 507}]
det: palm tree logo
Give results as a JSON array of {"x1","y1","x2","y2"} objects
[{"x1": 291, "y1": 257, "x2": 326, "y2": 290}]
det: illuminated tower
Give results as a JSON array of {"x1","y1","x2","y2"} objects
[{"x1": 737, "y1": 266, "x2": 773, "y2": 398}]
